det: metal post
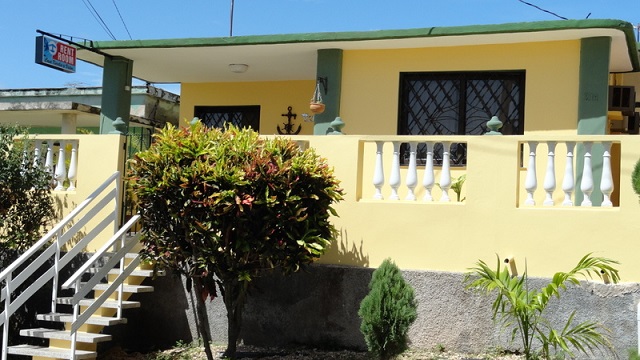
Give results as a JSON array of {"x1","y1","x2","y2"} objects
[
  {"x1": 2, "y1": 274, "x2": 12, "y2": 360},
  {"x1": 52, "y1": 230, "x2": 61, "y2": 314},
  {"x1": 70, "y1": 278, "x2": 80, "y2": 360}
]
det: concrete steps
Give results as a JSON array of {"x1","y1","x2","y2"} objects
[
  {"x1": 19, "y1": 328, "x2": 112, "y2": 343},
  {"x1": 7, "y1": 252, "x2": 164, "y2": 359},
  {"x1": 37, "y1": 312, "x2": 128, "y2": 326},
  {"x1": 7, "y1": 344, "x2": 97, "y2": 359}
]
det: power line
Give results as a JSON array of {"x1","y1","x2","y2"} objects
[
  {"x1": 80, "y1": 0, "x2": 117, "y2": 40},
  {"x1": 112, "y1": 0, "x2": 133, "y2": 40},
  {"x1": 517, "y1": 0, "x2": 568, "y2": 20}
]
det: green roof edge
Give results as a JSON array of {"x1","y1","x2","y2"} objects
[{"x1": 87, "y1": 19, "x2": 640, "y2": 71}]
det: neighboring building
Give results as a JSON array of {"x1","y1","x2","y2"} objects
[
  {"x1": 4, "y1": 19, "x2": 640, "y2": 359},
  {"x1": 0, "y1": 85, "x2": 179, "y2": 134}
]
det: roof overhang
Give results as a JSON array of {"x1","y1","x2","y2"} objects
[{"x1": 76, "y1": 19, "x2": 640, "y2": 84}]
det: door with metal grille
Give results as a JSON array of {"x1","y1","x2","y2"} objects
[
  {"x1": 398, "y1": 71, "x2": 525, "y2": 164},
  {"x1": 194, "y1": 105, "x2": 261, "y2": 131}
]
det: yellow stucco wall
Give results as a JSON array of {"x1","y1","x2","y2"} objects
[
  {"x1": 339, "y1": 40, "x2": 581, "y2": 135},
  {"x1": 38, "y1": 134, "x2": 126, "y2": 252},
  {"x1": 294, "y1": 134, "x2": 640, "y2": 282},
  {"x1": 180, "y1": 80, "x2": 316, "y2": 135}
]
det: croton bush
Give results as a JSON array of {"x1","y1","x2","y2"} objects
[{"x1": 127, "y1": 122, "x2": 344, "y2": 359}]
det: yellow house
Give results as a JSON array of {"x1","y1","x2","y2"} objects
[{"x1": 4, "y1": 19, "x2": 640, "y2": 359}]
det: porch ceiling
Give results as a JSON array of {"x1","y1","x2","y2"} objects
[{"x1": 76, "y1": 20, "x2": 639, "y2": 84}]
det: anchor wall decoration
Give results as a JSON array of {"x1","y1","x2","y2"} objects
[{"x1": 277, "y1": 106, "x2": 302, "y2": 135}]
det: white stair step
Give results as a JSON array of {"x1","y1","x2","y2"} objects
[
  {"x1": 37, "y1": 312, "x2": 127, "y2": 326},
  {"x1": 20, "y1": 328, "x2": 112, "y2": 343},
  {"x1": 56, "y1": 297, "x2": 141, "y2": 309},
  {"x1": 89, "y1": 283, "x2": 154, "y2": 293},
  {"x1": 7, "y1": 344, "x2": 96, "y2": 359},
  {"x1": 103, "y1": 252, "x2": 139, "y2": 259},
  {"x1": 107, "y1": 268, "x2": 166, "y2": 277}
]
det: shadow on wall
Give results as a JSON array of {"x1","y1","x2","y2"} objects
[
  {"x1": 102, "y1": 273, "x2": 196, "y2": 353},
  {"x1": 241, "y1": 264, "x2": 374, "y2": 351},
  {"x1": 53, "y1": 195, "x2": 86, "y2": 249},
  {"x1": 323, "y1": 229, "x2": 370, "y2": 267}
]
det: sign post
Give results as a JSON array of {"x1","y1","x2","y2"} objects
[{"x1": 35, "y1": 35, "x2": 76, "y2": 73}]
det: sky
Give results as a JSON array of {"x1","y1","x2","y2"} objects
[{"x1": 1, "y1": 0, "x2": 640, "y2": 94}]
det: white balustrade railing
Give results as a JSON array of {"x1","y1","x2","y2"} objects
[
  {"x1": 21, "y1": 139, "x2": 80, "y2": 192},
  {"x1": 368, "y1": 139, "x2": 467, "y2": 202},
  {"x1": 365, "y1": 136, "x2": 618, "y2": 207},
  {"x1": 521, "y1": 140, "x2": 616, "y2": 207}
]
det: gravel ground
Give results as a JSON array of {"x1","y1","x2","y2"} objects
[{"x1": 101, "y1": 344, "x2": 525, "y2": 360}]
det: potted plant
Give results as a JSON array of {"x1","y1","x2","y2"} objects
[{"x1": 310, "y1": 82, "x2": 325, "y2": 114}]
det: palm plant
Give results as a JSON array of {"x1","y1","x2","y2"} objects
[{"x1": 464, "y1": 253, "x2": 620, "y2": 359}]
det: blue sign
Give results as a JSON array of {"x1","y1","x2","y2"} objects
[{"x1": 35, "y1": 36, "x2": 76, "y2": 73}]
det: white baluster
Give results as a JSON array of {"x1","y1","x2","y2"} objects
[
  {"x1": 580, "y1": 142, "x2": 594, "y2": 207},
  {"x1": 389, "y1": 141, "x2": 401, "y2": 200},
  {"x1": 524, "y1": 141, "x2": 538, "y2": 206},
  {"x1": 32, "y1": 141, "x2": 42, "y2": 168},
  {"x1": 45, "y1": 140, "x2": 55, "y2": 187},
  {"x1": 562, "y1": 142, "x2": 575, "y2": 206},
  {"x1": 405, "y1": 142, "x2": 418, "y2": 200},
  {"x1": 422, "y1": 142, "x2": 435, "y2": 201},
  {"x1": 372, "y1": 141, "x2": 385, "y2": 200},
  {"x1": 439, "y1": 142, "x2": 452, "y2": 202},
  {"x1": 54, "y1": 141, "x2": 67, "y2": 191},
  {"x1": 600, "y1": 141, "x2": 613, "y2": 207},
  {"x1": 67, "y1": 141, "x2": 78, "y2": 191},
  {"x1": 543, "y1": 142, "x2": 556, "y2": 206}
]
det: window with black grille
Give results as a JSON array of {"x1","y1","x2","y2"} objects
[
  {"x1": 194, "y1": 105, "x2": 261, "y2": 132},
  {"x1": 398, "y1": 71, "x2": 525, "y2": 165}
]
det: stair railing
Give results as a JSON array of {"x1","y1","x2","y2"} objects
[
  {"x1": 0, "y1": 171, "x2": 122, "y2": 360},
  {"x1": 61, "y1": 214, "x2": 141, "y2": 360}
]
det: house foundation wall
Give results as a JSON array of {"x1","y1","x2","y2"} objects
[{"x1": 110, "y1": 264, "x2": 640, "y2": 359}]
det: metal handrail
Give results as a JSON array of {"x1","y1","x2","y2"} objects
[
  {"x1": 63, "y1": 214, "x2": 141, "y2": 359},
  {"x1": 1, "y1": 171, "x2": 122, "y2": 360}
]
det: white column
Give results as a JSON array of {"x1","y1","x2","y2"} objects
[
  {"x1": 405, "y1": 142, "x2": 418, "y2": 200},
  {"x1": 389, "y1": 141, "x2": 401, "y2": 200},
  {"x1": 439, "y1": 142, "x2": 452, "y2": 202},
  {"x1": 67, "y1": 141, "x2": 78, "y2": 191},
  {"x1": 54, "y1": 141, "x2": 67, "y2": 191},
  {"x1": 600, "y1": 141, "x2": 614, "y2": 207},
  {"x1": 422, "y1": 142, "x2": 435, "y2": 202},
  {"x1": 580, "y1": 142, "x2": 594, "y2": 207},
  {"x1": 543, "y1": 142, "x2": 556, "y2": 206},
  {"x1": 562, "y1": 142, "x2": 575, "y2": 206},
  {"x1": 372, "y1": 141, "x2": 385, "y2": 200},
  {"x1": 524, "y1": 141, "x2": 538, "y2": 206},
  {"x1": 61, "y1": 113, "x2": 78, "y2": 134}
]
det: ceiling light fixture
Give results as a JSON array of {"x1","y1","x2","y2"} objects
[{"x1": 229, "y1": 63, "x2": 249, "y2": 73}]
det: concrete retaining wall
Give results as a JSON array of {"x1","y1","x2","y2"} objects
[{"x1": 108, "y1": 264, "x2": 640, "y2": 359}]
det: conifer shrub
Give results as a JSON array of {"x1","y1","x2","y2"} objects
[
  {"x1": 632, "y1": 158, "x2": 640, "y2": 197},
  {"x1": 358, "y1": 258, "x2": 417, "y2": 360}
]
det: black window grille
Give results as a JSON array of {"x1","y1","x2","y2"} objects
[
  {"x1": 398, "y1": 71, "x2": 525, "y2": 165},
  {"x1": 194, "y1": 105, "x2": 261, "y2": 132}
]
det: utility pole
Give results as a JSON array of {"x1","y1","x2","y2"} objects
[{"x1": 230, "y1": 0, "x2": 235, "y2": 37}]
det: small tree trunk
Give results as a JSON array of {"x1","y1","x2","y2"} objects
[
  {"x1": 194, "y1": 277, "x2": 215, "y2": 360},
  {"x1": 222, "y1": 278, "x2": 248, "y2": 360}
]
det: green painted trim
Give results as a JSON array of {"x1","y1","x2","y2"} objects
[
  {"x1": 575, "y1": 37, "x2": 611, "y2": 206},
  {"x1": 577, "y1": 37, "x2": 611, "y2": 135},
  {"x1": 85, "y1": 19, "x2": 639, "y2": 71},
  {"x1": 99, "y1": 56, "x2": 133, "y2": 134},
  {"x1": 314, "y1": 49, "x2": 342, "y2": 135}
]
